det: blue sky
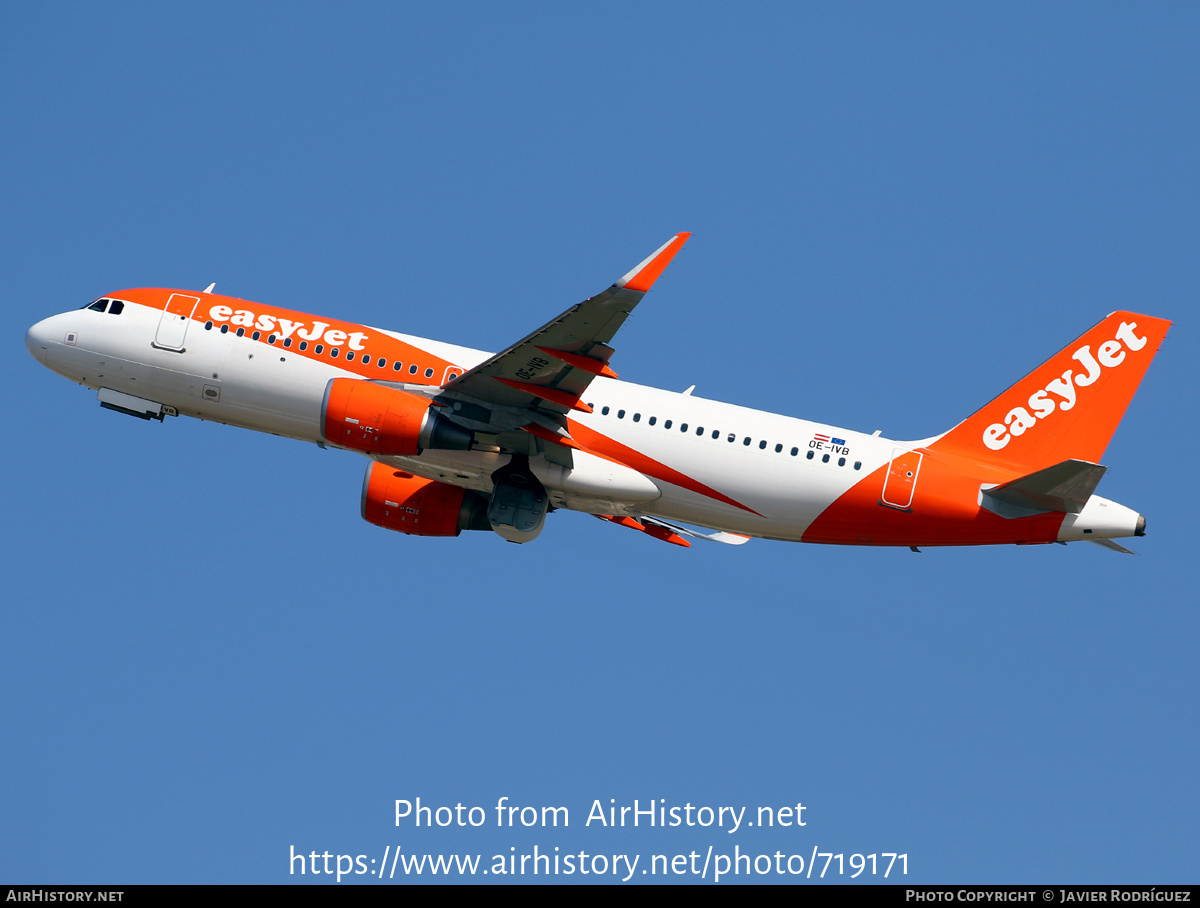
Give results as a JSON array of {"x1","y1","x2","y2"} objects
[{"x1": 3, "y1": 2, "x2": 1197, "y2": 884}]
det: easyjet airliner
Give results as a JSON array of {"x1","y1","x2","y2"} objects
[{"x1": 26, "y1": 234, "x2": 1171, "y2": 551}]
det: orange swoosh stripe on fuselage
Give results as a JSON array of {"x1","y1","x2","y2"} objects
[
  {"x1": 801, "y1": 447, "x2": 1066, "y2": 547},
  {"x1": 567, "y1": 420, "x2": 762, "y2": 516}
]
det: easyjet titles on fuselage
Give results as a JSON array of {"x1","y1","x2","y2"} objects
[{"x1": 207, "y1": 303, "x2": 371, "y2": 350}]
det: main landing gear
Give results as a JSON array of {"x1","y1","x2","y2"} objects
[{"x1": 488, "y1": 456, "x2": 550, "y2": 543}]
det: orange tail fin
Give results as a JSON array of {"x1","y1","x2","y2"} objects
[{"x1": 930, "y1": 311, "x2": 1171, "y2": 472}]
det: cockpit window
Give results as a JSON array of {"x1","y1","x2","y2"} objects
[{"x1": 82, "y1": 298, "x2": 126, "y2": 314}]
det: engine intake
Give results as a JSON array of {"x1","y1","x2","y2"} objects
[
  {"x1": 322, "y1": 378, "x2": 472, "y2": 455},
  {"x1": 361, "y1": 462, "x2": 490, "y2": 537}
]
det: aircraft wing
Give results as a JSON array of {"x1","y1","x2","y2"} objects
[{"x1": 442, "y1": 233, "x2": 690, "y2": 417}]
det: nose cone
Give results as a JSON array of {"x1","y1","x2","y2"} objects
[{"x1": 26, "y1": 317, "x2": 52, "y2": 366}]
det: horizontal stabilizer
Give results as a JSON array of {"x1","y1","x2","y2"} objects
[
  {"x1": 1089, "y1": 538, "x2": 1137, "y2": 555},
  {"x1": 984, "y1": 459, "x2": 1106, "y2": 514}
]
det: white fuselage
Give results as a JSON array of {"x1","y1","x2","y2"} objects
[
  {"x1": 26, "y1": 299, "x2": 895, "y2": 541},
  {"x1": 26, "y1": 293, "x2": 1148, "y2": 547}
]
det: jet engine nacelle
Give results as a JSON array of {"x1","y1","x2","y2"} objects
[
  {"x1": 361, "y1": 462, "x2": 490, "y2": 537},
  {"x1": 322, "y1": 378, "x2": 472, "y2": 455}
]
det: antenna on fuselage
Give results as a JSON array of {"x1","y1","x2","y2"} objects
[
  {"x1": 682, "y1": 385, "x2": 695, "y2": 396},
  {"x1": 204, "y1": 283, "x2": 216, "y2": 293}
]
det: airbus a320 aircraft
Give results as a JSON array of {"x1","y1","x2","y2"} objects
[{"x1": 26, "y1": 234, "x2": 1171, "y2": 552}]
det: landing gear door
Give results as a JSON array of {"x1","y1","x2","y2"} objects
[
  {"x1": 881, "y1": 448, "x2": 923, "y2": 510},
  {"x1": 154, "y1": 293, "x2": 201, "y2": 351}
]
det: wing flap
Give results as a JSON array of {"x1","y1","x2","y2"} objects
[
  {"x1": 641, "y1": 515, "x2": 752, "y2": 545},
  {"x1": 594, "y1": 514, "x2": 691, "y2": 547},
  {"x1": 595, "y1": 513, "x2": 752, "y2": 547}
]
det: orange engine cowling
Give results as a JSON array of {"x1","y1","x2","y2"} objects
[
  {"x1": 361, "y1": 462, "x2": 490, "y2": 537},
  {"x1": 322, "y1": 378, "x2": 473, "y2": 455}
]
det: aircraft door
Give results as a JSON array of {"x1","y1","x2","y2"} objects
[
  {"x1": 880, "y1": 448, "x2": 923, "y2": 510},
  {"x1": 153, "y1": 293, "x2": 201, "y2": 351}
]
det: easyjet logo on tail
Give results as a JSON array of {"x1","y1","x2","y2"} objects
[{"x1": 982, "y1": 321, "x2": 1148, "y2": 451}]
